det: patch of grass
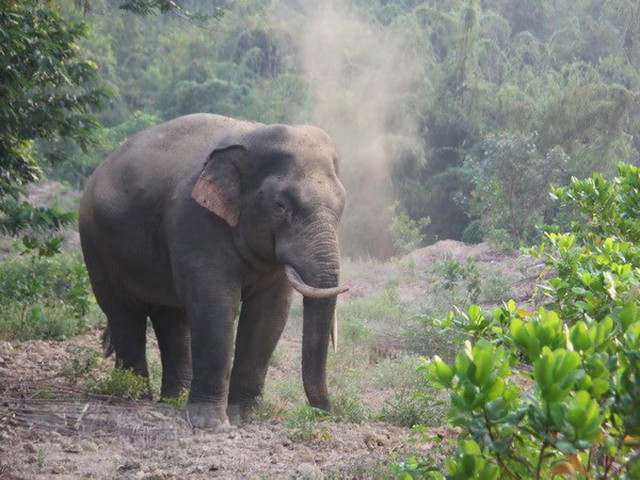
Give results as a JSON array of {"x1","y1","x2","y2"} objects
[
  {"x1": 481, "y1": 271, "x2": 513, "y2": 303},
  {"x1": 61, "y1": 346, "x2": 100, "y2": 382},
  {"x1": 255, "y1": 397, "x2": 287, "y2": 419},
  {"x1": 337, "y1": 284, "x2": 408, "y2": 342},
  {"x1": 0, "y1": 253, "x2": 95, "y2": 341},
  {"x1": 369, "y1": 354, "x2": 448, "y2": 428},
  {"x1": 0, "y1": 303, "x2": 87, "y2": 341},
  {"x1": 379, "y1": 388, "x2": 447, "y2": 428},
  {"x1": 36, "y1": 447, "x2": 46, "y2": 470},
  {"x1": 160, "y1": 390, "x2": 189, "y2": 408},
  {"x1": 87, "y1": 368, "x2": 150, "y2": 400},
  {"x1": 284, "y1": 405, "x2": 332, "y2": 442},
  {"x1": 325, "y1": 457, "x2": 401, "y2": 480},
  {"x1": 372, "y1": 354, "x2": 421, "y2": 390},
  {"x1": 330, "y1": 392, "x2": 369, "y2": 424},
  {"x1": 147, "y1": 355, "x2": 163, "y2": 398},
  {"x1": 269, "y1": 373, "x2": 305, "y2": 406}
]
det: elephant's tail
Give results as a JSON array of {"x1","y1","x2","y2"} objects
[{"x1": 102, "y1": 328, "x2": 115, "y2": 357}]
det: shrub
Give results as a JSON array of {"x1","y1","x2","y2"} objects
[
  {"x1": 88, "y1": 368, "x2": 150, "y2": 400},
  {"x1": 396, "y1": 164, "x2": 640, "y2": 478},
  {"x1": 0, "y1": 253, "x2": 93, "y2": 340},
  {"x1": 61, "y1": 346, "x2": 100, "y2": 382},
  {"x1": 387, "y1": 202, "x2": 430, "y2": 257},
  {"x1": 284, "y1": 405, "x2": 332, "y2": 441}
]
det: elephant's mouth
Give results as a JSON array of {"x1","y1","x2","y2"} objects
[
  {"x1": 284, "y1": 264, "x2": 349, "y2": 298},
  {"x1": 284, "y1": 264, "x2": 348, "y2": 353}
]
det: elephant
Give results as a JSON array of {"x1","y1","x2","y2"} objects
[{"x1": 78, "y1": 113, "x2": 348, "y2": 431}]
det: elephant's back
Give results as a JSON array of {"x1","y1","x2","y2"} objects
[
  {"x1": 107, "y1": 113, "x2": 259, "y2": 176},
  {"x1": 84, "y1": 114, "x2": 258, "y2": 219}
]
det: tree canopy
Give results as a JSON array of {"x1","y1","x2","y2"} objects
[
  {"x1": 0, "y1": 0, "x2": 109, "y2": 253},
  {"x1": 3, "y1": 0, "x2": 640, "y2": 257}
]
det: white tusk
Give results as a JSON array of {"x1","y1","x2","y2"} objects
[
  {"x1": 331, "y1": 312, "x2": 338, "y2": 353},
  {"x1": 284, "y1": 265, "x2": 349, "y2": 298}
]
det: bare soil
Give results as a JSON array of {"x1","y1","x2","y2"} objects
[{"x1": 0, "y1": 240, "x2": 538, "y2": 479}]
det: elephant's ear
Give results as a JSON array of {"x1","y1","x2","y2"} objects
[{"x1": 191, "y1": 145, "x2": 247, "y2": 227}]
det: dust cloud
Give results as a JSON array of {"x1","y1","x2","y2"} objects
[{"x1": 275, "y1": 1, "x2": 427, "y2": 258}]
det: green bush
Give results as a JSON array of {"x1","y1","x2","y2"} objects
[
  {"x1": 0, "y1": 253, "x2": 93, "y2": 340},
  {"x1": 88, "y1": 368, "x2": 150, "y2": 400},
  {"x1": 396, "y1": 164, "x2": 640, "y2": 479},
  {"x1": 387, "y1": 202, "x2": 430, "y2": 257},
  {"x1": 284, "y1": 405, "x2": 331, "y2": 441},
  {"x1": 61, "y1": 346, "x2": 100, "y2": 382}
]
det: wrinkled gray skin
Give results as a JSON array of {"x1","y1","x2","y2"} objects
[{"x1": 79, "y1": 113, "x2": 347, "y2": 431}]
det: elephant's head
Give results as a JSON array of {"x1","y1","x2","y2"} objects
[{"x1": 191, "y1": 123, "x2": 348, "y2": 411}]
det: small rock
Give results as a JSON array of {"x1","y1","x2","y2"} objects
[
  {"x1": 141, "y1": 469, "x2": 179, "y2": 480},
  {"x1": 296, "y1": 463, "x2": 323, "y2": 479},
  {"x1": 118, "y1": 460, "x2": 141, "y2": 472},
  {"x1": 62, "y1": 442, "x2": 81, "y2": 453},
  {"x1": 269, "y1": 444, "x2": 284, "y2": 457},
  {"x1": 81, "y1": 441, "x2": 99, "y2": 452},
  {"x1": 364, "y1": 431, "x2": 386, "y2": 449},
  {"x1": 51, "y1": 464, "x2": 67, "y2": 475},
  {"x1": 23, "y1": 443, "x2": 38, "y2": 453},
  {"x1": 297, "y1": 447, "x2": 316, "y2": 464}
]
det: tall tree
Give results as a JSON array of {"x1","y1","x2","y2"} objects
[{"x1": 0, "y1": 0, "x2": 109, "y2": 253}]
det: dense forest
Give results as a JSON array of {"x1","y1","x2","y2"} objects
[{"x1": 7, "y1": 0, "x2": 640, "y2": 257}]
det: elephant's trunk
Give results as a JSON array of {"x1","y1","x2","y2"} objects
[
  {"x1": 285, "y1": 228, "x2": 342, "y2": 413},
  {"x1": 302, "y1": 295, "x2": 335, "y2": 411}
]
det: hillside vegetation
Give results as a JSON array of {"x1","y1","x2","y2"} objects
[{"x1": 17, "y1": 0, "x2": 640, "y2": 256}]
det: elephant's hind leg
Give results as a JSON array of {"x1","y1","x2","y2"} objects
[
  {"x1": 150, "y1": 307, "x2": 192, "y2": 400},
  {"x1": 104, "y1": 303, "x2": 150, "y2": 381}
]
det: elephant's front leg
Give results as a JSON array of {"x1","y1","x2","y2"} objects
[
  {"x1": 228, "y1": 271, "x2": 293, "y2": 423},
  {"x1": 184, "y1": 280, "x2": 241, "y2": 432}
]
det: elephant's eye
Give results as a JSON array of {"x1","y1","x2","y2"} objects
[{"x1": 274, "y1": 200, "x2": 288, "y2": 217}]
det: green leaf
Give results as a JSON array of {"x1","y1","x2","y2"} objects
[
  {"x1": 570, "y1": 322, "x2": 591, "y2": 352},
  {"x1": 471, "y1": 348, "x2": 494, "y2": 387},
  {"x1": 619, "y1": 302, "x2": 639, "y2": 332},
  {"x1": 433, "y1": 356, "x2": 455, "y2": 388}
]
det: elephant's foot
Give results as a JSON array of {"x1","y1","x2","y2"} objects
[
  {"x1": 183, "y1": 403, "x2": 235, "y2": 432},
  {"x1": 226, "y1": 402, "x2": 257, "y2": 426}
]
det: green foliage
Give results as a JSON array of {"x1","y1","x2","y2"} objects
[
  {"x1": 387, "y1": 202, "x2": 430, "y2": 257},
  {"x1": 61, "y1": 346, "x2": 100, "y2": 381},
  {"x1": 0, "y1": 199, "x2": 77, "y2": 257},
  {"x1": 0, "y1": 253, "x2": 93, "y2": 340},
  {"x1": 466, "y1": 132, "x2": 569, "y2": 246},
  {"x1": 0, "y1": 0, "x2": 108, "y2": 246},
  {"x1": 116, "y1": 0, "x2": 225, "y2": 23},
  {"x1": 398, "y1": 164, "x2": 640, "y2": 478},
  {"x1": 88, "y1": 368, "x2": 150, "y2": 400},
  {"x1": 160, "y1": 390, "x2": 190, "y2": 409},
  {"x1": 283, "y1": 405, "x2": 332, "y2": 442},
  {"x1": 44, "y1": 110, "x2": 162, "y2": 187},
  {"x1": 380, "y1": 388, "x2": 446, "y2": 429},
  {"x1": 436, "y1": 257, "x2": 481, "y2": 305}
]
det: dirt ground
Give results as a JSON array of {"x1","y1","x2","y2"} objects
[{"x1": 0, "y1": 240, "x2": 539, "y2": 479}]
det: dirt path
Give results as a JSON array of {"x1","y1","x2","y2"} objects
[{"x1": 0, "y1": 335, "x2": 439, "y2": 479}]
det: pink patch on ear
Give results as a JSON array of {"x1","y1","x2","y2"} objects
[{"x1": 191, "y1": 174, "x2": 239, "y2": 227}]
